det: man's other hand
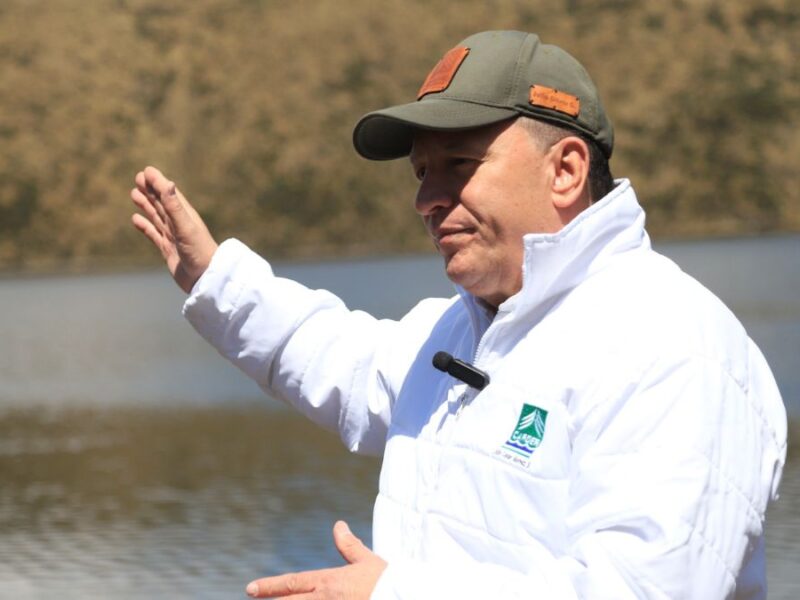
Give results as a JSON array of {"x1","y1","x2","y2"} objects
[
  {"x1": 246, "y1": 521, "x2": 387, "y2": 599},
  {"x1": 131, "y1": 166, "x2": 218, "y2": 293}
]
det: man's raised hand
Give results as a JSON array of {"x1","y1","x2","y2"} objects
[{"x1": 131, "y1": 166, "x2": 218, "y2": 293}]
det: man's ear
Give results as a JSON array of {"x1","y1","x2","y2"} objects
[{"x1": 550, "y1": 136, "x2": 591, "y2": 211}]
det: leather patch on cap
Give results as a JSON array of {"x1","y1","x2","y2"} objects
[
  {"x1": 417, "y1": 46, "x2": 470, "y2": 99},
  {"x1": 529, "y1": 85, "x2": 580, "y2": 117}
]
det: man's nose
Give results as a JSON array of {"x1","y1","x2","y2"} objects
[{"x1": 414, "y1": 178, "x2": 455, "y2": 216}]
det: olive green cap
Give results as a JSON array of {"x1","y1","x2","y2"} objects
[{"x1": 353, "y1": 30, "x2": 613, "y2": 160}]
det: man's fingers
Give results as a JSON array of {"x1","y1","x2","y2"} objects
[
  {"x1": 136, "y1": 166, "x2": 190, "y2": 235},
  {"x1": 131, "y1": 196, "x2": 178, "y2": 261},
  {"x1": 243, "y1": 526, "x2": 380, "y2": 598},
  {"x1": 333, "y1": 521, "x2": 370, "y2": 564},
  {"x1": 134, "y1": 170, "x2": 148, "y2": 194},
  {"x1": 143, "y1": 166, "x2": 184, "y2": 213},
  {"x1": 149, "y1": 192, "x2": 171, "y2": 233},
  {"x1": 131, "y1": 188, "x2": 168, "y2": 233},
  {"x1": 246, "y1": 571, "x2": 319, "y2": 598},
  {"x1": 142, "y1": 165, "x2": 168, "y2": 193},
  {"x1": 134, "y1": 170, "x2": 175, "y2": 231},
  {"x1": 131, "y1": 213, "x2": 165, "y2": 251}
]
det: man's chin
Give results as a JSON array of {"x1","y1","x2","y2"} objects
[{"x1": 444, "y1": 258, "x2": 477, "y2": 291}]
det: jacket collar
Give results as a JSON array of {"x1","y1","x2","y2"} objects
[{"x1": 458, "y1": 179, "x2": 650, "y2": 330}]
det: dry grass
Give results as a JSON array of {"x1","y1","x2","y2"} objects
[{"x1": 0, "y1": 0, "x2": 798, "y2": 271}]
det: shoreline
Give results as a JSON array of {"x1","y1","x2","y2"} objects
[{"x1": 2, "y1": 230, "x2": 798, "y2": 281}]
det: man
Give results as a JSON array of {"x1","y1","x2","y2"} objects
[{"x1": 131, "y1": 31, "x2": 786, "y2": 599}]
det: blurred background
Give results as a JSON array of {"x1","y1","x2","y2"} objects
[{"x1": 0, "y1": 0, "x2": 797, "y2": 598}]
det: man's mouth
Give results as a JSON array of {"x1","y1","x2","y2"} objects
[
  {"x1": 434, "y1": 227, "x2": 474, "y2": 244},
  {"x1": 432, "y1": 227, "x2": 476, "y2": 258}
]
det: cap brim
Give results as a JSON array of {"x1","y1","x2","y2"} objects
[{"x1": 353, "y1": 99, "x2": 518, "y2": 160}]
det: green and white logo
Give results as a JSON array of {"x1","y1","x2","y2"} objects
[{"x1": 502, "y1": 403, "x2": 548, "y2": 459}]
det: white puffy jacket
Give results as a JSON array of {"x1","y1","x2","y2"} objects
[{"x1": 184, "y1": 180, "x2": 787, "y2": 599}]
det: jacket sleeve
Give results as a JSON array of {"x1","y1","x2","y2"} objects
[
  {"x1": 182, "y1": 238, "x2": 451, "y2": 456},
  {"x1": 371, "y1": 350, "x2": 787, "y2": 599}
]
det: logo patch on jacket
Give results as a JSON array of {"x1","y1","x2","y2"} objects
[{"x1": 495, "y1": 403, "x2": 548, "y2": 466}]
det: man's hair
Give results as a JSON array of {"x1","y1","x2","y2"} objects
[{"x1": 518, "y1": 117, "x2": 614, "y2": 203}]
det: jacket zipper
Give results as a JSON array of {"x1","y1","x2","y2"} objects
[{"x1": 455, "y1": 309, "x2": 499, "y2": 418}]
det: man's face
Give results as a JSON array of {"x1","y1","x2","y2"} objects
[{"x1": 410, "y1": 119, "x2": 564, "y2": 307}]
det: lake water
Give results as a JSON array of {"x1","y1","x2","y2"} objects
[{"x1": 0, "y1": 234, "x2": 797, "y2": 599}]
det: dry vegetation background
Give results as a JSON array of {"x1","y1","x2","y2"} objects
[{"x1": 0, "y1": 0, "x2": 798, "y2": 272}]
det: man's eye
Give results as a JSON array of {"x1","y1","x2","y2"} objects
[
  {"x1": 415, "y1": 167, "x2": 426, "y2": 181},
  {"x1": 451, "y1": 158, "x2": 474, "y2": 168}
]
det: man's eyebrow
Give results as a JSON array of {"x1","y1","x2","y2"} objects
[{"x1": 441, "y1": 138, "x2": 487, "y2": 154}]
